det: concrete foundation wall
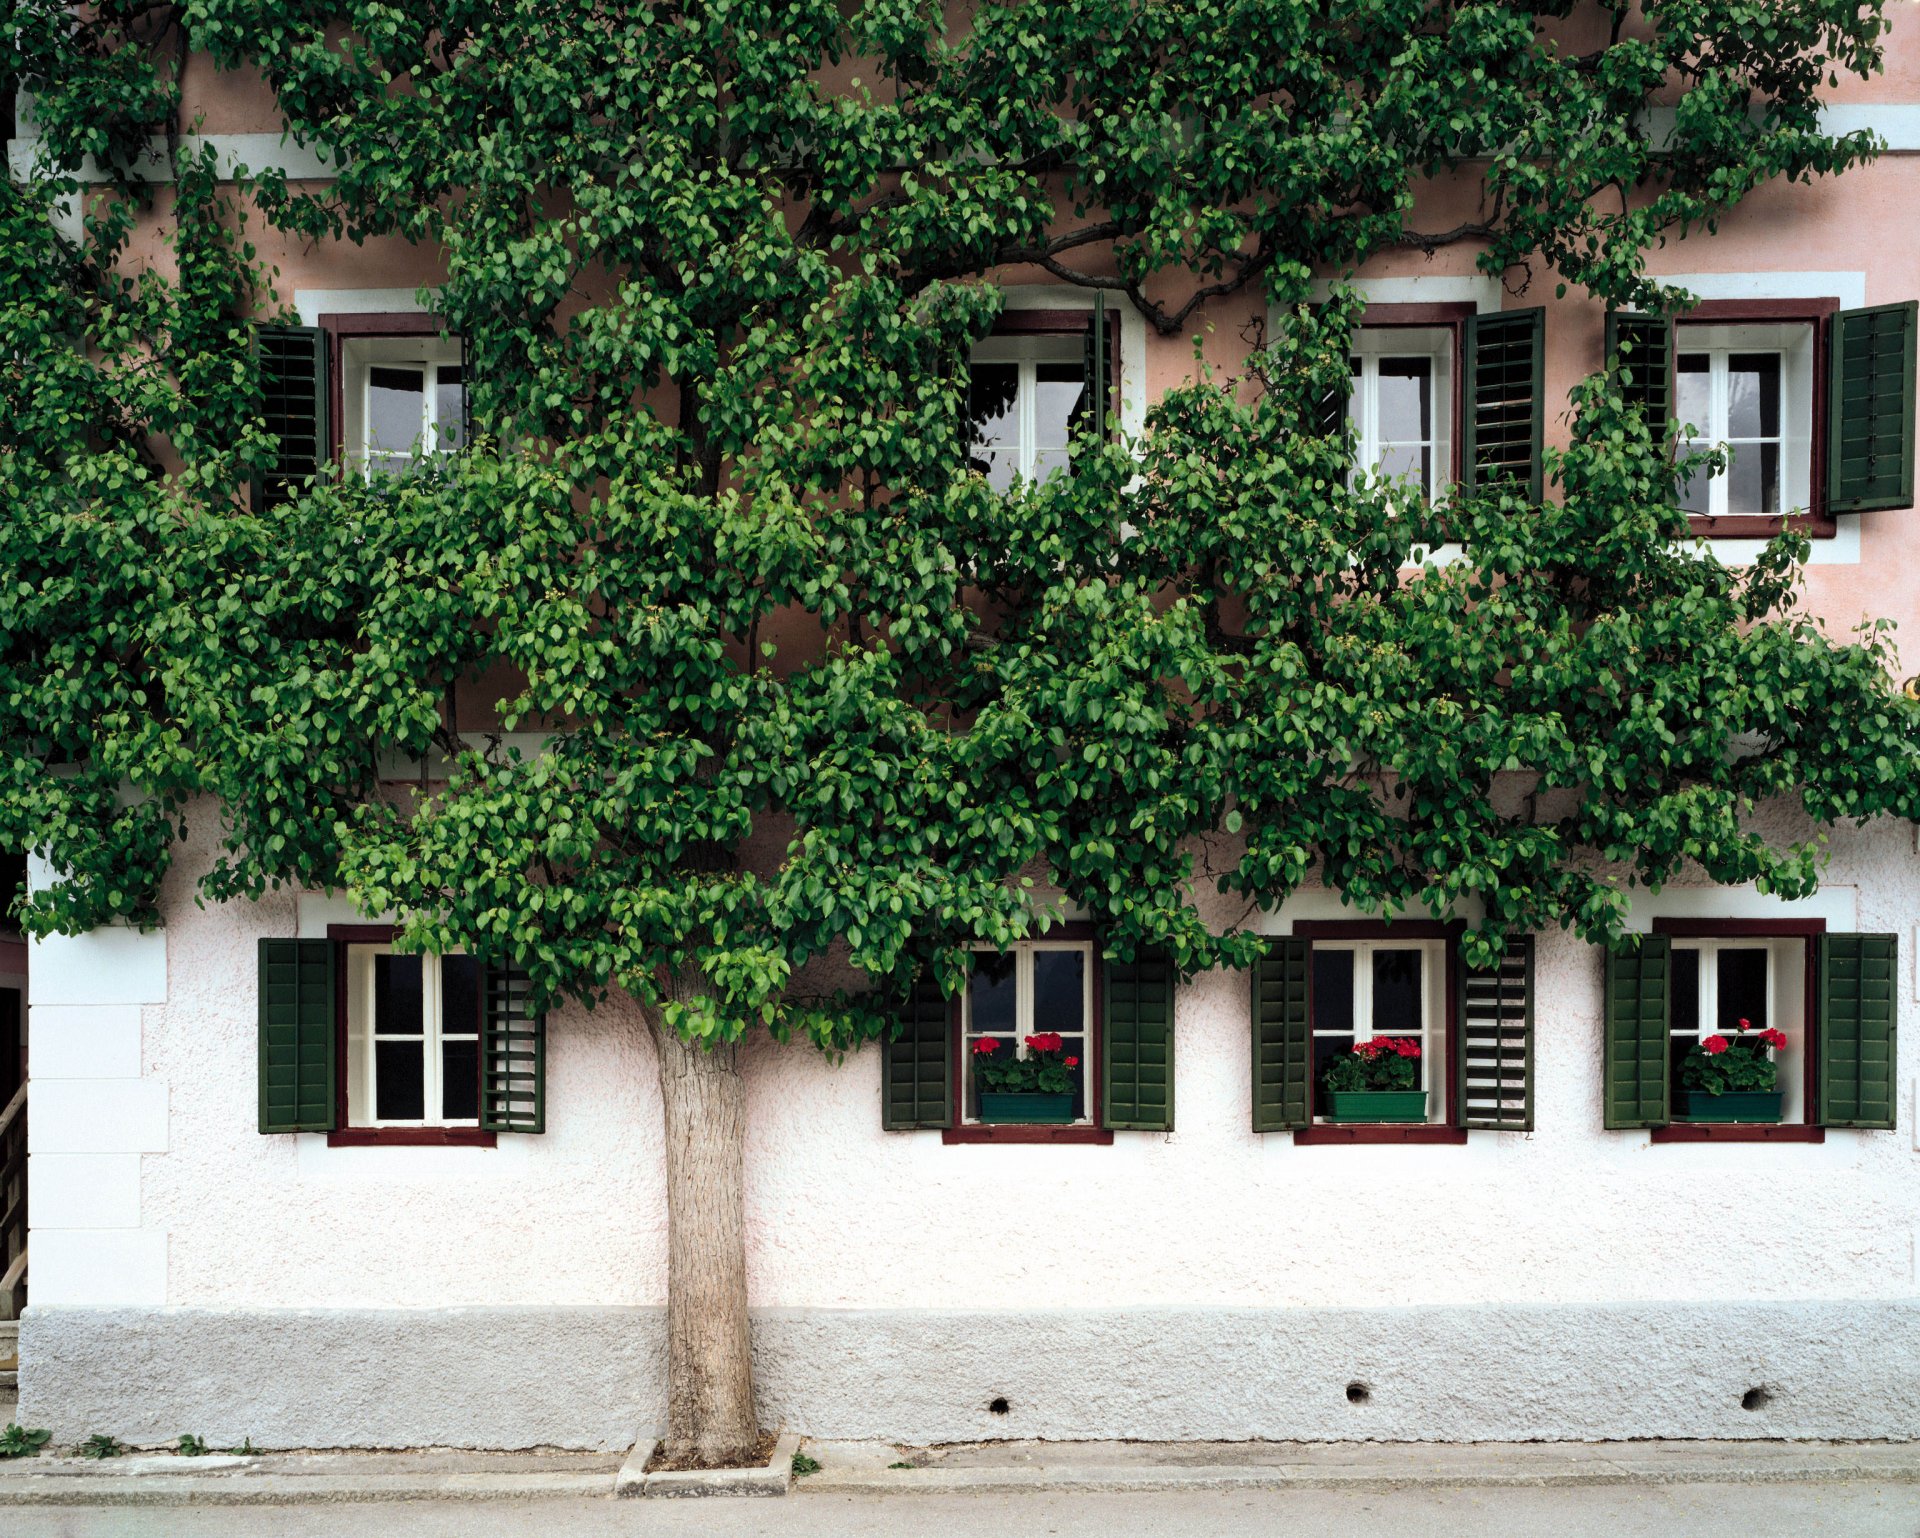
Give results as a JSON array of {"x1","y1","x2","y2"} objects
[{"x1": 23, "y1": 1300, "x2": 1920, "y2": 1450}]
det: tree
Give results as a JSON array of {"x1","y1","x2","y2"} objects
[{"x1": 5, "y1": 0, "x2": 1917, "y2": 1465}]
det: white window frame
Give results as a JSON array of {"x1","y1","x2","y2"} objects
[
  {"x1": 960, "y1": 939, "x2": 1096, "y2": 1125},
  {"x1": 1347, "y1": 326, "x2": 1454, "y2": 500},
  {"x1": 1674, "y1": 321, "x2": 1815, "y2": 519},
  {"x1": 966, "y1": 331, "x2": 1089, "y2": 486},
  {"x1": 1668, "y1": 937, "x2": 1809, "y2": 1124},
  {"x1": 340, "y1": 334, "x2": 465, "y2": 477},
  {"x1": 1309, "y1": 938, "x2": 1448, "y2": 1124},
  {"x1": 344, "y1": 944, "x2": 481, "y2": 1128}
]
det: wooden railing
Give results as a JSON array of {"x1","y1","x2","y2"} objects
[{"x1": 0, "y1": 1083, "x2": 24, "y2": 1320}]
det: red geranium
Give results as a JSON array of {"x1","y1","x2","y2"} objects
[
  {"x1": 972, "y1": 1037, "x2": 1000, "y2": 1056},
  {"x1": 1758, "y1": 1027, "x2": 1788, "y2": 1051},
  {"x1": 1701, "y1": 1034, "x2": 1729, "y2": 1055},
  {"x1": 1065, "y1": 1056, "x2": 1079, "y2": 1068},
  {"x1": 1026, "y1": 1032, "x2": 1065, "y2": 1054}
]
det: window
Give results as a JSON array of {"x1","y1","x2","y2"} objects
[
  {"x1": 1675, "y1": 322, "x2": 1815, "y2": 520},
  {"x1": 342, "y1": 942, "x2": 482, "y2": 1128},
  {"x1": 1668, "y1": 938, "x2": 1809, "y2": 1123},
  {"x1": 961, "y1": 940, "x2": 1095, "y2": 1125},
  {"x1": 1346, "y1": 327, "x2": 1454, "y2": 498},
  {"x1": 340, "y1": 335, "x2": 466, "y2": 475},
  {"x1": 1309, "y1": 938, "x2": 1449, "y2": 1126},
  {"x1": 965, "y1": 312, "x2": 1115, "y2": 490}
]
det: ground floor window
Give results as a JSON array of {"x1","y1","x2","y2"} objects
[
  {"x1": 342, "y1": 941, "x2": 483, "y2": 1128},
  {"x1": 1309, "y1": 938, "x2": 1450, "y2": 1126},
  {"x1": 1663, "y1": 929, "x2": 1811, "y2": 1127},
  {"x1": 962, "y1": 941, "x2": 1096, "y2": 1125}
]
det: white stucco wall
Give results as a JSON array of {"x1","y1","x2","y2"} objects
[{"x1": 19, "y1": 802, "x2": 1912, "y2": 1317}]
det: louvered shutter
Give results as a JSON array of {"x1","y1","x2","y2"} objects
[
  {"x1": 1819, "y1": 932, "x2": 1898, "y2": 1130},
  {"x1": 1103, "y1": 948, "x2": 1174, "y2": 1131},
  {"x1": 1457, "y1": 937, "x2": 1534, "y2": 1131},
  {"x1": 1464, "y1": 308, "x2": 1545, "y2": 500},
  {"x1": 1605, "y1": 311, "x2": 1674, "y2": 434},
  {"x1": 481, "y1": 960, "x2": 546, "y2": 1133},
  {"x1": 1251, "y1": 939, "x2": 1311, "y2": 1132},
  {"x1": 881, "y1": 972, "x2": 952, "y2": 1130},
  {"x1": 1081, "y1": 294, "x2": 1113, "y2": 441},
  {"x1": 1603, "y1": 936, "x2": 1670, "y2": 1129},
  {"x1": 1827, "y1": 302, "x2": 1917, "y2": 513},
  {"x1": 258, "y1": 939, "x2": 336, "y2": 1133},
  {"x1": 254, "y1": 325, "x2": 329, "y2": 511}
]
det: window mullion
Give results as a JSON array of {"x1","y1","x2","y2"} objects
[{"x1": 424, "y1": 956, "x2": 442, "y2": 1123}]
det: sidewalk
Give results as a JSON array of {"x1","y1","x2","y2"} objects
[{"x1": 1, "y1": 1436, "x2": 1919, "y2": 1506}]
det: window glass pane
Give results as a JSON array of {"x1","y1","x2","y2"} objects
[
  {"x1": 1726, "y1": 353, "x2": 1780, "y2": 440},
  {"x1": 1371, "y1": 949, "x2": 1423, "y2": 1035},
  {"x1": 1725, "y1": 442, "x2": 1780, "y2": 516},
  {"x1": 1312, "y1": 950, "x2": 1354, "y2": 1036},
  {"x1": 967, "y1": 364, "x2": 1019, "y2": 449},
  {"x1": 1676, "y1": 443, "x2": 1711, "y2": 515},
  {"x1": 1375, "y1": 358, "x2": 1430, "y2": 444},
  {"x1": 1717, "y1": 949, "x2": 1769, "y2": 1033},
  {"x1": 373, "y1": 954, "x2": 424, "y2": 1037},
  {"x1": 441, "y1": 1037, "x2": 479, "y2": 1121},
  {"x1": 1374, "y1": 442, "x2": 1430, "y2": 485},
  {"x1": 1675, "y1": 354, "x2": 1710, "y2": 428},
  {"x1": 367, "y1": 366, "x2": 426, "y2": 454},
  {"x1": 969, "y1": 951, "x2": 1018, "y2": 1036},
  {"x1": 435, "y1": 364, "x2": 466, "y2": 451},
  {"x1": 1031, "y1": 950, "x2": 1085, "y2": 1036},
  {"x1": 442, "y1": 955, "x2": 481, "y2": 1036},
  {"x1": 375, "y1": 1039, "x2": 426, "y2": 1120},
  {"x1": 1346, "y1": 360, "x2": 1362, "y2": 425},
  {"x1": 1033, "y1": 363, "x2": 1084, "y2": 449},
  {"x1": 1030, "y1": 449, "x2": 1070, "y2": 484},
  {"x1": 1671, "y1": 948, "x2": 1700, "y2": 1036}
]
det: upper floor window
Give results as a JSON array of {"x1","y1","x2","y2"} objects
[
  {"x1": 1346, "y1": 327, "x2": 1454, "y2": 498},
  {"x1": 1674, "y1": 322, "x2": 1815, "y2": 520},
  {"x1": 341, "y1": 335, "x2": 467, "y2": 475},
  {"x1": 965, "y1": 310, "x2": 1117, "y2": 490}
]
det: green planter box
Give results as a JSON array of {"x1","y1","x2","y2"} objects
[
  {"x1": 978, "y1": 1091, "x2": 1075, "y2": 1125},
  {"x1": 1673, "y1": 1089, "x2": 1783, "y2": 1124},
  {"x1": 1323, "y1": 1089, "x2": 1428, "y2": 1124}
]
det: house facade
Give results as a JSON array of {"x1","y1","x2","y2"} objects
[{"x1": 9, "y1": 28, "x2": 1920, "y2": 1452}]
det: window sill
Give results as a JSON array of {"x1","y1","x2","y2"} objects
[
  {"x1": 1687, "y1": 512, "x2": 1836, "y2": 540},
  {"x1": 327, "y1": 1127, "x2": 498, "y2": 1147},
  {"x1": 1649, "y1": 1124, "x2": 1825, "y2": 1144},
  {"x1": 1293, "y1": 1126, "x2": 1469, "y2": 1145},
  {"x1": 942, "y1": 1125, "x2": 1114, "y2": 1145}
]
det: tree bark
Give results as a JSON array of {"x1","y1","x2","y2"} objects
[{"x1": 647, "y1": 1006, "x2": 760, "y2": 1468}]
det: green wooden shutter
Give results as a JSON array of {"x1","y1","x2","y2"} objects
[
  {"x1": 1819, "y1": 932, "x2": 1898, "y2": 1130},
  {"x1": 1605, "y1": 311, "x2": 1674, "y2": 434},
  {"x1": 1457, "y1": 936, "x2": 1534, "y2": 1131},
  {"x1": 882, "y1": 972, "x2": 952, "y2": 1130},
  {"x1": 1252, "y1": 938, "x2": 1311, "y2": 1132},
  {"x1": 258, "y1": 938, "x2": 336, "y2": 1133},
  {"x1": 1827, "y1": 302, "x2": 1917, "y2": 513},
  {"x1": 481, "y1": 960, "x2": 546, "y2": 1133},
  {"x1": 254, "y1": 325, "x2": 329, "y2": 511},
  {"x1": 1603, "y1": 936, "x2": 1670, "y2": 1129},
  {"x1": 1464, "y1": 308, "x2": 1545, "y2": 501},
  {"x1": 1103, "y1": 948, "x2": 1174, "y2": 1131},
  {"x1": 1081, "y1": 293, "x2": 1112, "y2": 441}
]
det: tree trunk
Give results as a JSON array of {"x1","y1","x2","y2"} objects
[{"x1": 647, "y1": 1011, "x2": 760, "y2": 1467}]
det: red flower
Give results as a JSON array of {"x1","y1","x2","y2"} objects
[
  {"x1": 972, "y1": 1038, "x2": 1000, "y2": 1056},
  {"x1": 1702, "y1": 1034, "x2": 1729, "y2": 1055},
  {"x1": 1026, "y1": 1032, "x2": 1065, "y2": 1054},
  {"x1": 1392, "y1": 1038, "x2": 1421, "y2": 1059},
  {"x1": 1758, "y1": 1028, "x2": 1788, "y2": 1051},
  {"x1": 1065, "y1": 1056, "x2": 1080, "y2": 1069},
  {"x1": 1737, "y1": 1017, "x2": 1752, "y2": 1033}
]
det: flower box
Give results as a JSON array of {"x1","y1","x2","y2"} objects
[
  {"x1": 978, "y1": 1091, "x2": 1076, "y2": 1125},
  {"x1": 1324, "y1": 1089, "x2": 1429, "y2": 1124},
  {"x1": 1673, "y1": 1089, "x2": 1783, "y2": 1124}
]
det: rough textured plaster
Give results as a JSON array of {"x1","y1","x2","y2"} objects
[{"x1": 22, "y1": 1301, "x2": 1920, "y2": 1450}]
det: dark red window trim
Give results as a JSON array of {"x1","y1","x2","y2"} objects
[
  {"x1": 325, "y1": 923, "x2": 496, "y2": 1149},
  {"x1": 1290, "y1": 919, "x2": 1466, "y2": 1145},
  {"x1": 1355, "y1": 302, "x2": 1475, "y2": 490},
  {"x1": 942, "y1": 921, "x2": 1113, "y2": 1145},
  {"x1": 317, "y1": 312, "x2": 456, "y2": 464},
  {"x1": 1674, "y1": 297, "x2": 1839, "y2": 541},
  {"x1": 1648, "y1": 917, "x2": 1824, "y2": 1144}
]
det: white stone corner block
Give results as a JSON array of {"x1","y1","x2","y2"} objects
[
  {"x1": 27, "y1": 1154, "x2": 142, "y2": 1229},
  {"x1": 28, "y1": 1079, "x2": 168, "y2": 1155},
  {"x1": 26, "y1": 1229, "x2": 167, "y2": 1306},
  {"x1": 26, "y1": 1005, "x2": 143, "y2": 1079},
  {"x1": 28, "y1": 926, "x2": 167, "y2": 1007}
]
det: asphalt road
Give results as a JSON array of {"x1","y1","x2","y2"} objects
[{"x1": 8, "y1": 1483, "x2": 1920, "y2": 1538}]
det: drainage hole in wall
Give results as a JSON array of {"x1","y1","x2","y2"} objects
[
  {"x1": 1741, "y1": 1386, "x2": 1771, "y2": 1412},
  {"x1": 988, "y1": 1397, "x2": 1011, "y2": 1416},
  {"x1": 1346, "y1": 1381, "x2": 1372, "y2": 1406}
]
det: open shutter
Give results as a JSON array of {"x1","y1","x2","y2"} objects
[
  {"x1": 1251, "y1": 939, "x2": 1311, "y2": 1132},
  {"x1": 1827, "y1": 302, "x2": 1917, "y2": 513},
  {"x1": 1080, "y1": 293, "x2": 1114, "y2": 441},
  {"x1": 1819, "y1": 932, "x2": 1898, "y2": 1130},
  {"x1": 254, "y1": 325, "x2": 329, "y2": 511},
  {"x1": 258, "y1": 938, "x2": 336, "y2": 1133},
  {"x1": 1103, "y1": 948, "x2": 1174, "y2": 1131},
  {"x1": 1603, "y1": 936, "x2": 1670, "y2": 1129},
  {"x1": 1457, "y1": 936, "x2": 1534, "y2": 1131},
  {"x1": 481, "y1": 960, "x2": 546, "y2": 1133},
  {"x1": 1605, "y1": 311, "x2": 1674, "y2": 435},
  {"x1": 882, "y1": 972, "x2": 952, "y2": 1130},
  {"x1": 1464, "y1": 308, "x2": 1545, "y2": 501}
]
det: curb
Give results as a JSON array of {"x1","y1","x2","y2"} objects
[
  {"x1": 0, "y1": 1472, "x2": 613, "y2": 1507},
  {"x1": 617, "y1": 1431, "x2": 798, "y2": 1498}
]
